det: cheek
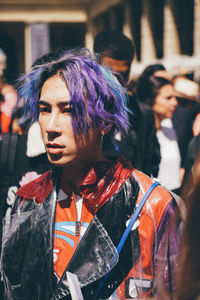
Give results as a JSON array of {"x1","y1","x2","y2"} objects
[
  {"x1": 38, "y1": 116, "x2": 46, "y2": 135},
  {"x1": 64, "y1": 121, "x2": 74, "y2": 138},
  {"x1": 152, "y1": 99, "x2": 167, "y2": 114}
]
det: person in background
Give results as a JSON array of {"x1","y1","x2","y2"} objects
[
  {"x1": 137, "y1": 75, "x2": 181, "y2": 193},
  {"x1": 0, "y1": 49, "x2": 181, "y2": 300},
  {"x1": 137, "y1": 64, "x2": 171, "y2": 84},
  {"x1": 172, "y1": 75, "x2": 198, "y2": 170},
  {"x1": 0, "y1": 108, "x2": 50, "y2": 299},
  {"x1": 8, "y1": 106, "x2": 30, "y2": 135},
  {"x1": 175, "y1": 154, "x2": 200, "y2": 300},
  {"x1": 93, "y1": 30, "x2": 160, "y2": 178},
  {"x1": 0, "y1": 123, "x2": 50, "y2": 298},
  {"x1": 0, "y1": 48, "x2": 17, "y2": 136},
  {"x1": 137, "y1": 63, "x2": 194, "y2": 184},
  {"x1": 182, "y1": 128, "x2": 200, "y2": 184},
  {"x1": 172, "y1": 75, "x2": 200, "y2": 185}
]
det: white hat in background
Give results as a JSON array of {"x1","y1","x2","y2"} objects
[{"x1": 173, "y1": 75, "x2": 200, "y2": 102}]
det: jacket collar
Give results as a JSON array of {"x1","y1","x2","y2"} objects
[
  {"x1": 79, "y1": 158, "x2": 132, "y2": 214},
  {"x1": 16, "y1": 169, "x2": 54, "y2": 204},
  {"x1": 17, "y1": 157, "x2": 133, "y2": 213}
]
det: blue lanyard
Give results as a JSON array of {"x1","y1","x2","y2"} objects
[{"x1": 93, "y1": 181, "x2": 160, "y2": 300}]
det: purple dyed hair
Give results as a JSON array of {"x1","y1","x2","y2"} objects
[{"x1": 17, "y1": 48, "x2": 129, "y2": 138}]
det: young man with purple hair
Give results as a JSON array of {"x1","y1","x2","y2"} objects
[{"x1": 0, "y1": 49, "x2": 181, "y2": 299}]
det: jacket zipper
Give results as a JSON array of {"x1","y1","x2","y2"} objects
[
  {"x1": 73, "y1": 193, "x2": 82, "y2": 248},
  {"x1": 75, "y1": 221, "x2": 81, "y2": 239}
]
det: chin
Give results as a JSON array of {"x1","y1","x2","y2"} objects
[{"x1": 48, "y1": 154, "x2": 74, "y2": 167}]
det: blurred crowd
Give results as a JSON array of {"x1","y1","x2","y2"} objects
[
  {"x1": 0, "y1": 30, "x2": 200, "y2": 299},
  {"x1": 1, "y1": 33, "x2": 200, "y2": 192}
]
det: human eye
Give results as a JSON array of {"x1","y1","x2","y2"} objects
[
  {"x1": 62, "y1": 103, "x2": 74, "y2": 114},
  {"x1": 38, "y1": 102, "x2": 50, "y2": 113},
  {"x1": 167, "y1": 96, "x2": 173, "y2": 101},
  {"x1": 39, "y1": 106, "x2": 48, "y2": 113}
]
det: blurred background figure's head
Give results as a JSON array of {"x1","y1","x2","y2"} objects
[
  {"x1": 0, "y1": 48, "x2": 7, "y2": 78},
  {"x1": 93, "y1": 30, "x2": 135, "y2": 85},
  {"x1": 137, "y1": 63, "x2": 170, "y2": 83},
  {"x1": 10, "y1": 106, "x2": 31, "y2": 135},
  {"x1": 137, "y1": 76, "x2": 178, "y2": 129},
  {"x1": 136, "y1": 63, "x2": 172, "y2": 103}
]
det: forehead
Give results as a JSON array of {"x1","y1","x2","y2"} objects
[
  {"x1": 158, "y1": 84, "x2": 173, "y2": 95},
  {"x1": 40, "y1": 75, "x2": 70, "y2": 102},
  {"x1": 154, "y1": 70, "x2": 171, "y2": 80}
]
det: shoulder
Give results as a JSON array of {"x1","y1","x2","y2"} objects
[
  {"x1": 16, "y1": 169, "x2": 54, "y2": 204},
  {"x1": 132, "y1": 169, "x2": 172, "y2": 200},
  {"x1": 131, "y1": 169, "x2": 175, "y2": 225}
]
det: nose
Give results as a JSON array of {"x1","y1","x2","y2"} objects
[
  {"x1": 171, "y1": 96, "x2": 178, "y2": 107},
  {"x1": 46, "y1": 111, "x2": 61, "y2": 138}
]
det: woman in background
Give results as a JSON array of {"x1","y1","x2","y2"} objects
[
  {"x1": 176, "y1": 155, "x2": 200, "y2": 300},
  {"x1": 137, "y1": 76, "x2": 181, "y2": 193}
]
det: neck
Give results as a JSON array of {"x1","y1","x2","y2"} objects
[
  {"x1": 62, "y1": 161, "x2": 91, "y2": 194},
  {"x1": 154, "y1": 113, "x2": 162, "y2": 131},
  {"x1": 63, "y1": 153, "x2": 108, "y2": 194}
]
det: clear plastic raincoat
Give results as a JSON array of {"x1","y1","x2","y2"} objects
[{"x1": 0, "y1": 159, "x2": 182, "y2": 299}]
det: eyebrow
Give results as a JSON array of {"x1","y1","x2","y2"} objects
[
  {"x1": 38, "y1": 100, "x2": 49, "y2": 106},
  {"x1": 38, "y1": 100, "x2": 71, "y2": 105}
]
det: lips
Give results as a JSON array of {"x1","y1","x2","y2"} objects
[
  {"x1": 46, "y1": 143, "x2": 64, "y2": 155},
  {"x1": 170, "y1": 108, "x2": 176, "y2": 114}
]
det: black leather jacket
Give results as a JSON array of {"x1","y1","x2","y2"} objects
[{"x1": 1, "y1": 168, "x2": 180, "y2": 300}]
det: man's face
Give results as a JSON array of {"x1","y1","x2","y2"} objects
[
  {"x1": 38, "y1": 75, "x2": 103, "y2": 167},
  {"x1": 101, "y1": 56, "x2": 130, "y2": 85}
]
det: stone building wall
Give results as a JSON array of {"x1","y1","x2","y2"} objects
[{"x1": 0, "y1": 0, "x2": 198, "y2": 79}]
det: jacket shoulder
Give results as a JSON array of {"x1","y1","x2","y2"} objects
[
  {"x1": 131, "y1": 169, "x2": 174, "y2": 225},
  {"x1": 132, "y1": 169, "x2": 171, "y2": 197},
  {"x1": 16, "y1": 169, "x2": 54, "y2": 204}
]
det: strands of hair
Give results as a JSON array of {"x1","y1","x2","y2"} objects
[{"x1": 16, "y1": 48, "x2": 130, "y2": 138}]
